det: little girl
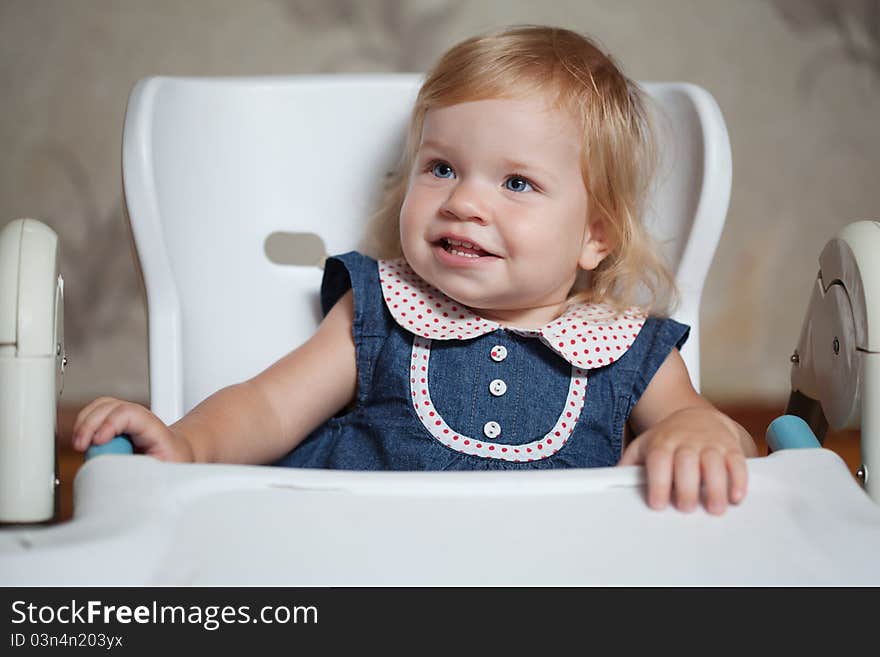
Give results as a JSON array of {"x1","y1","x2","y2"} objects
[{"x1": 72, "y1": 25, "x2": 757, "y2": 514}]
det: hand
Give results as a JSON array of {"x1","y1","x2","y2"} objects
[
  {"x1": 619, "y1": 406, "x2": 754, "y2": 515},
  {"x1": 71, "y1": 397, "x2": 194, "y2": 462}
]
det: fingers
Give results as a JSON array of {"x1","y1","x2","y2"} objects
[
  {"x1": 72, "y1": 397, "x2": 123, "y2": 451},
  {"x1": 671, "y1": 447, "x2": 702, "y2": 512},
  {"x1": 94, "y1": 404, "x2": 153, "y2": 450},
  {"x1": 638, "y1": 443, "x2": 747, "y2": 514},
  {"x1": 726, "y1": 452, "x2": 748, "y2": 505},
  {"x1": 621, "y1": 437, "x2": 679, "y2": 511},
  {"x1": 644, "y1": 446, "x2": 673, "y2": 510},
  {"x1": 700, "y1": 449, "x2": 728, "y2": 515},
  {"x1": 72, "y1": 398, "x2": 155, "y2": 452},
  {"x1": 618, "y1": 438, "x2": 643, "y2": 467}
]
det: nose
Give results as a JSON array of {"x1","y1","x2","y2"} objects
[{"x1": 440, "y1": 179, "x2": 490, "y2": 224}]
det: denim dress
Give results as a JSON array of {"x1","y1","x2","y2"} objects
[{"x1": 277, "y1": 251, "x2": 689, "y2": 471}]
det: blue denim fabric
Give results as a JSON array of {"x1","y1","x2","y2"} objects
[{"x1": 276, "y1": 252, "x2": 689, "y2": 471}]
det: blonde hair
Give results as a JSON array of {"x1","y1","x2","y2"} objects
[{"x1": 367, "y1": 25, "x2": 677, "y2": 315}]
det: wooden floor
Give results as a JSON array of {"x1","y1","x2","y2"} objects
[{"x1": 51, "y1": 403, "x2": 863, "y2": 523}]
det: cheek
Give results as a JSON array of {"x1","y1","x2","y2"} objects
[
  {"x1": 557, "y1": 196, "x2": 590, "y2": 247},
  {"x1": 504, "y1": 215, "x2": 571, "y2": 253},
  {"x1": 398, "y1": 191, "x2": 426, "y2": 251},
  {"x1": 400, "y1": 182, "x2": 427, "y2": 221},
  {"x1": 507, "y1": 205, "x2": 587, "y2": 261},
  {"x1": 401, "y1": 182, "x2": 443, "y2": 230}
]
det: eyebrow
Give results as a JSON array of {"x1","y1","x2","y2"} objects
[
  {"x1": 417, "y1": 139, "x2": 454, "y2": 155},
  {"x1": 417, "y1": 139, "x2": 558, "y2": 182}
]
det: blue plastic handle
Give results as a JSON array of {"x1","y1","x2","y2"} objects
[
  {"x1": 765, "y1": 415, "x2": 822, "y2": 451},
  {"x1": 85, "y1": 435, "x2": 134, "y2": 460}
]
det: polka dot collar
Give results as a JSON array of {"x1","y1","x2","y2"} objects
[{"x1": 378, "y1": 258, "x2": 645, "y2": 369}]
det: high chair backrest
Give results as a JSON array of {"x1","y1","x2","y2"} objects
[{"x1": 122, "y1": 75, "x2": 731, "y2": 424}]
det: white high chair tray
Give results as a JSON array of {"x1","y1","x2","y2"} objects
[{"x1": 1, "y1": 449, "x2": 878, "y2": 586}]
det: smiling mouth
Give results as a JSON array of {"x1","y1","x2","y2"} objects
[{"x1": 437, "y1": 237, "x2": 495, "y2": 259}]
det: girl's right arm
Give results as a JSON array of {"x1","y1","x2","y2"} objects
[{"x1": 71, "y1": 290, "x2": 357, "y2": 464}]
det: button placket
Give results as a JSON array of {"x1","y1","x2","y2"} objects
[
  {"x1": 487, "y1": 344, "x2": 508, "y2": 436},
  {"x1": 409, "y1": 335, "x2": 588, "y2": 462}
]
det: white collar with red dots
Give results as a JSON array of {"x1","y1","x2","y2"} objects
[{"x1": 378, "y1": 258, "x2": 645, "y2": 369}]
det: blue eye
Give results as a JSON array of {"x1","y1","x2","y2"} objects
[
  {"x1": 431, "y1": 162, "x2": 455, "y2": 179},
  {"x1": 505, "y1": 176, "x2": 533, "y2": 193}
]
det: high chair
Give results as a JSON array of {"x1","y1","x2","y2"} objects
[
  {"x1": 1, "y1": 75, "x2": 879, "y2": 585},
  {"x1": 125, "y1": 75, "x2": 725, "y2": 420}
]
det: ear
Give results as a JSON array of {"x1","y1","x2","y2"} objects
[{"x1": 578, "y1": 216, "x2": 612, "y2": 271}]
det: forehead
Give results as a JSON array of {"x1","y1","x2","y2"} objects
[{"x1": 419, "y1": 96, "x2": 582, "y2": 163}]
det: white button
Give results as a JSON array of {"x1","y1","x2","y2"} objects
[
  {"x1": 489, "y1": 379, "x2": 507, "y2": 396},
  {"x1": 483, "y1": 421, "x2": 501, "y2": 438},
  {"x1": 490, "y1": 345, "x2": 508, "y2": 362}
]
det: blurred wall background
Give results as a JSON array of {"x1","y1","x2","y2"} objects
[{"x1": 1, "y1": 0, "x2": 879, "y2": 406}]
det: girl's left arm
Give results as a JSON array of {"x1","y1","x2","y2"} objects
[{"x1": 620, "y1": 348, "x2": 758, "y2": 515}]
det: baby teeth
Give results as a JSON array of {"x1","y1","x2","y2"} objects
[
  {"x1": 449, "y1": 248, "x2": 479, "y2": 258},
  {"x1": 446, "y1": 238, "x2": 475, "y2": 249}
]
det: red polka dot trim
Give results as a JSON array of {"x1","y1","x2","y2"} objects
[
  {"x1": 380, "y1": 258, "x2": 646, "y2": 369},
  {"x1": 536, "y1": 305, "x2": 645, "y2": 369},
  {"x1": 410, "y1": 336, "x2": 588, "y2": 462}
]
